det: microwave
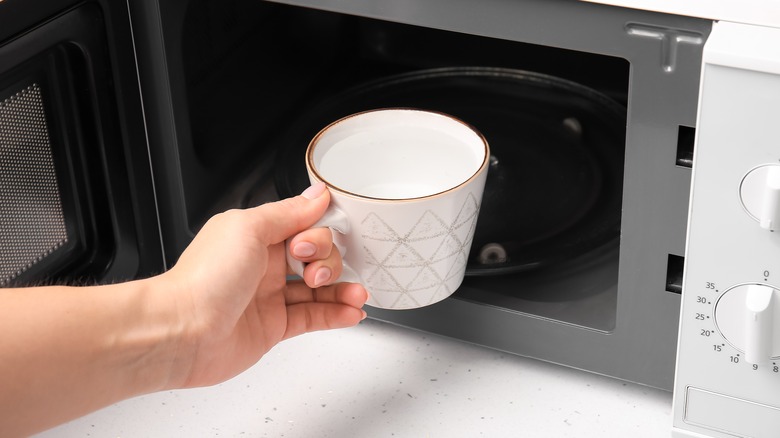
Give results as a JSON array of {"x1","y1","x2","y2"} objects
[{"x1": 1, "y1": 0, "x2": 778, "y2": 436}]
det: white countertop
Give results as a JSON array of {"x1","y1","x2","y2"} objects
[{"x1": 39, "y1": 318, "x2": 672, "y2": 437}]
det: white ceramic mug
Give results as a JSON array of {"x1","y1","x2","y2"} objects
[{"x1": 288, "y1": 108, "x2": 489, "y2": 309}]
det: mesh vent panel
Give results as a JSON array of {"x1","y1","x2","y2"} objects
[{"x1": 0, "y1": 84, "x2": 68, "y2": 286}]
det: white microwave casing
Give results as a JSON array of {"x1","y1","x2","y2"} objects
[{"x1": 667, "y1": 19, "x2": 780, "y2": 438}]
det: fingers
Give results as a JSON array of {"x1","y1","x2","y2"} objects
[
  {"x1": 247, "y1": 182, "x2": 330, "y2": 246},
  {"x1": 289, "y1": 227, "x2": 343, "y2": 288},
  {"x1": 285, "y1": 281, "x2": 368, "y2": 308},
  {"x1": 301, "y1": 254, "x2": 342, "y2": 288},
  {"x1": 289, "y1": 227, "x2": 334, "y2": 262},
  {"x1": 282, "y1": 282, "x2": 369, "y2": 340},
  {"x1": 283, "y1": 303, "x2": 366, "y2": 340}
]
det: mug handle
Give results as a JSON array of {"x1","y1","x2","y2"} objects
[{"x1": 285, "y1": 206, "x2": 362, "y2": 284}]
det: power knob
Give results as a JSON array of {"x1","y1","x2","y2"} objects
[
  {"x1": 714, "y1": 284, "x2": 780, "y2": 364},
  {"x1": 739, "y1": 164, "x2": 780, "y2": 230}
]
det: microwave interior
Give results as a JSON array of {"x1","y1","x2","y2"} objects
[
  {"x1": 138, "y1": 0, "x2": 710, "y2": 389},
  {"x1": 155, "y1": 0, "x2": 629, "y2": 330}
]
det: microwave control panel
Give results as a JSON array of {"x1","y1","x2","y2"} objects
[{"x1": 673, "y1": 22, "x2": 780, "y2": 438}]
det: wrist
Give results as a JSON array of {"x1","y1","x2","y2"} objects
[{"x1": 109, "y1": 275, "x2": 192, "y2": 393}]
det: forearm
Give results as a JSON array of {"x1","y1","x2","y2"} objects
[{"x1": 0, "y1": 277, "x2": 184, "y2": 437}]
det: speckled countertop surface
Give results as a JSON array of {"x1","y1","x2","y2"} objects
[{"x1": 38, "y1": 319, "x2": 672, "y2": 437}]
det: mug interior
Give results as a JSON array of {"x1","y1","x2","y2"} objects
[{"x1": 308, "y1": 109, "x2": 488, "y2": 200}]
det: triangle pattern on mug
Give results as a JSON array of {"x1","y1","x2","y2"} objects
[{"x1": 360, "y1": 193, "x2": 481, "y2": 309}]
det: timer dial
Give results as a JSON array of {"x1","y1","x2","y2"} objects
[
  {"x1": 714, "y1": 283, "x2": 780, "y2": 364},
  {"x1": 739, "y1": 164, "x2": 780, "y2": 231}
]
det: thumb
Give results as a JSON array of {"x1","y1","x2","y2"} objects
[{"x1": 249, "y1": 182, "x2": 330, "y2": 245}]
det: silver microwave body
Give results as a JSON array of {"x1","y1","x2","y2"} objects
[
  {"x1": 235, "y1": 0, "x2": 709, "y2": 391},
  {"x1": 130, "y1": 0, "x2": 706, "y2": 390}
]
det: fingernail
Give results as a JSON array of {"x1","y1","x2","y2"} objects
[
  {"x1": 361, "y1": 310, "x2": 368, "y2": 320},
  {"x1": 314, "y1": 266, "x2": 332, "y2": 287},
  {"x1": 301, "y1": 182, "x2": 326, "y2": 200},
  {"x1": 293, "y1": 242, "x2": 317, "y2": 258}
]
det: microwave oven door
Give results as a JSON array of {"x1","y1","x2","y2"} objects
[{"x1": 0, "y1": 0, "x2": 163, "y2": 286}]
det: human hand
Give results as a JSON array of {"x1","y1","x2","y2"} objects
[{"x1": 160, "y1": 182, "x2": 368, "y2": 389}]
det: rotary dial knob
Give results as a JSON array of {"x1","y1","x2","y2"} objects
[
  {"x1": 714, "y1": 284, "x2": 780, "y2": 364},
  {"x1": 740, "y1": 164, "x2": 780, "y2": 231}
]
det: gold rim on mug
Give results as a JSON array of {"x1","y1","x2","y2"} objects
[{"x1": 305, "y1": 107, "x2": 490, "y2": 202}]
